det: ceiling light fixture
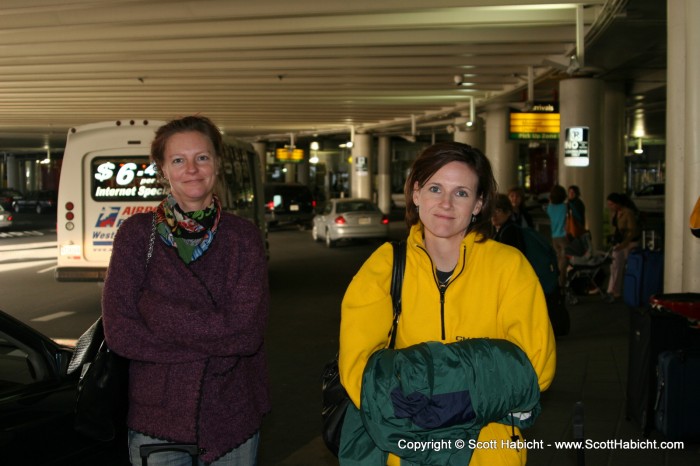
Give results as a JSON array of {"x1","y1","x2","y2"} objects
[{"x1": 634, "y1": 138, "x2": 643, "y2": 155}]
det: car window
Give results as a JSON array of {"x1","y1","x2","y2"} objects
[
  {"x1": 335, "y1": 202, "x2": 351, "y2": 214},
  {"x1": 1, "y1": 189, "x2": 22, "y2": 196},
  {"x1": 337, "y1": 201, "x2": 376, "y2": 213},
  {"x1": 637, "y1": 184, "x2": 664, "y2": 196},
  {"x1": 0, "y1": 336, "x2": 39, "y2": 393}
]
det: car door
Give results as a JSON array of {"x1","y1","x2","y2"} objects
[{"x1": 0, "y1": 311, "x2": 126, "y2": 465}]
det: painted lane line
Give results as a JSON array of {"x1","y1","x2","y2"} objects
[
  {"x1": 0, "y1": 241, "x2": 56, "y2": 251},
  {"x1": 31, "y1": 311, "x2": 76, "y2": 322},
  {"x1": 0, "y1": 259, "x2": 56, "y2": 273}
]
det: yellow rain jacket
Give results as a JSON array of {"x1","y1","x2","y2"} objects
[{"x1": 339, "y1": 224, "x2": 556, "y2": 465}]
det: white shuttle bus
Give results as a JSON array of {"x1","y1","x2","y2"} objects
[{"x1": 56, "y1": 119, "x2": 267, "y2": 281}]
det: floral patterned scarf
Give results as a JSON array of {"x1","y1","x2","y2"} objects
[{"x1": 155, "y1": 194, "x2": 221, "y2": 264}]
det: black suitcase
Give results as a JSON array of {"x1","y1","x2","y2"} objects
[
  {"x1": 140, "y1": 443, "x2": 199, "y2": 466},
  {"x1": 654, "y1": 349, "x2": 700, "y2": 440},
  {"x1": 545, "y1": 286, "x2": 570, "y2": 337},
  {"x1": 625, "y1": 307, "x2": 700, "y2": 434}
]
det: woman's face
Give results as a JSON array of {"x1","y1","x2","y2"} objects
[
  {"x1": 568, "y1": 188, "x2": 576, "y2": 200},
  {"x1": 161, "y1": 131, "x2": 218, "y2": 211},
  {"x1": 413, "y1": 161, "x2": 482, "y2": 244}
]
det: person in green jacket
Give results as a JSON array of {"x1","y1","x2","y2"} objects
[{"x1": 339, "y1": 142, "x2": 556, "y2": 466}]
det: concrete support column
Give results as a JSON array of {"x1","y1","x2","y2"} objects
[
  {"x1": 6, "y1": 155, "x2": 19, "y2": 189},
  {"x1": 297, "y1": 158, "x2": 309, "y2": 185},
  {"x1": 376, "y1": 136, "x2": 391, "y2": 214},
  {"x1": 559, "y1": 77, "x2": 604, "y2": 249},
  {"x1": 453, "y1": 116, "x2": 485, "y2": 152},
  {"x1": 252, "y1": 142, "x2": 267, "y2": 183},
  {"x1": 351, "y1": 133, "x2": 372, "y2": 199},
  {"x1": 666, "y1": 0, "x2": 700, "y2": 292},
  {"x1": 484, "y1": 104, "x2": 518, "y2": 192},
  {"x1": 603, "y1": 82, "x2": 626, "y2": 197},
  {"x1": 284, "y1": 163, "x2": 296, "y2": 184},
  {"x1": 25, "y1": 160, "x2": 37, "y2": 191}
]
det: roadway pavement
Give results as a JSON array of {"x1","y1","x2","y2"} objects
[{"x1": 259, "y1": 220, "x2": 699, "y2": 466}]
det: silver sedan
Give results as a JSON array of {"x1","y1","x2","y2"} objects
[
  {"x1": 0, "y1": 205, "x2": 13, "y2": 230},
  {"x1": 312, "y1": 198, "x2": 389, "y2": 248}
]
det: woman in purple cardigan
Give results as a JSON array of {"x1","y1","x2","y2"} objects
[{"x1": 102, "y1": 116, "x2": 270, "y2": 465}]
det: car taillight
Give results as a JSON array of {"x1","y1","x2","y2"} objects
[
  {"x1": 334, "y1": 216, "x2": 346, "y2": 225},
  {"x1": 382, "y1": 215, "x2": 389, "y2": 225},
  {"x1": 7, "y1": 215, "x2": 12, "y2": 221}
]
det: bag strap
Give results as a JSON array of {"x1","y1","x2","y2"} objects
[
  {"x1": 146, "y1": 212, "x2": 157, "y2": 268},
  {"x1": 388, "y1": 240, "x2": 407, "y2": 349}
]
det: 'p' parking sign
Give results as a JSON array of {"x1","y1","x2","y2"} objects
[{"x1": 563, "y1": 127, "x2": 589, "y2": 167}]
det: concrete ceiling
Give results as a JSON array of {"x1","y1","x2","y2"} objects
[{"x1": 0, "y1": 0, "x2": 666, "y2": 154}]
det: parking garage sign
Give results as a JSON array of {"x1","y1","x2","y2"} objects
[{"x1": 564, "y1": 127, "x2": 589, "y2": 167}]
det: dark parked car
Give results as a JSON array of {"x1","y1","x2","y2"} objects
[
  {"x1": 0, "y1": 188, "x2": 23, "y2": 211},
  {"x1": 12, "y1": 189, "x2": 57, "y2": 214},
  {"x1": 0, "y1": 310, "x2": 127, "y2": 465},
  {"x1": 264, "y1": 182, "x2": 315, "y2": 230}
]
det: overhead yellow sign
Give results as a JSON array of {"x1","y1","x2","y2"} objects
[
  {"x1": 509, "y1": 112, "x2": 560, "y2": 140},
  {"x1": 276, "y1": 148, "x2": 304, "y2": 162}
]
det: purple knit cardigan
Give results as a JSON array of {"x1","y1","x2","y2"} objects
[{"x1": 102, "y1": 212, "x2": 270, "y2": 464}]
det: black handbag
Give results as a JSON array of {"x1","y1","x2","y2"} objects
[
  {"x1": 72, "y1": 317, "x2": 129, "y2": 441},
  {"x1": 71, "y1": 213, "x2": 157, "y2": 441},
  {"x1": 321, "y1": 241, "x2": 406, "y2": 456}
]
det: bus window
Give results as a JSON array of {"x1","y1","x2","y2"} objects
[{"x1": 91, "y1": 157, "x2": 164, "y2": 202}]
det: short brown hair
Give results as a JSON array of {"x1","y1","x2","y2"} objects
[
  {"x1": 404, "y1": 142, "x2": 497, "y2": 241},
  {"x1": 151, "y1": 115, "x2": 224, "y2": 185},
  {"x1": 493, "y1": 193, "x2": 513, "y2": 213},
  {"x1": 550, "y1": 185, "x2": 567, "y2": 204}
]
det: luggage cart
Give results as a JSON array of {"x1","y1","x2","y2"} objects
[{"x1": 564, "y1": 232, "x2": 612, "y2": 305}]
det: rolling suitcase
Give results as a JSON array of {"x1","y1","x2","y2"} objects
[
  {"x1": 654, "y1": 350, "x2": 700, "y2": 440},
  {"x1": 625, "y1": 306, "x2": 700, "y2": 435},
  {"x1": 140, "y1": 443, "x2": 199, "y2": 466},
  {"x1": 623, "y1": 248, "x2": 663, "y2": 308}
]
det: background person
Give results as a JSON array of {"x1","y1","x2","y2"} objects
[
  {"x1": 339, "y1": 142, "x2": 556, "y2": 466},
  {"x1": 507, "y1": 186, "x2": 534, "y2": 228},
  {"x1": 605, "y1": 192, "x2": 641, "y2": 302},
  {"x1": 491, "y1": 193, "x2": 526, "y2": 254},
  {"x1": 102, "y1": 115, "x2": 270, "y2": 466},
  {"x1": 546, "y1": 185, "x2": 569, "y2": 287},
  {"x1": 566, "y1": 185, "x2": 586, "y2": 240}
]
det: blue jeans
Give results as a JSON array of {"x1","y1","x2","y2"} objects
[{"x1": 128, "y1": 430, "x2": 259, "y2": 466}]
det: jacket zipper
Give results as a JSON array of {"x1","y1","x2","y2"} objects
[
  {"x1": 418, "y1": 244, "x2": 468, "y2": 341},
  {"x1": 438, "y1": 282, "x2": 447, "y2": 340}
]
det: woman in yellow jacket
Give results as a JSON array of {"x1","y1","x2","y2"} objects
[{"x1": 339, "y1": 142, "x2": 556, "y2": 465}]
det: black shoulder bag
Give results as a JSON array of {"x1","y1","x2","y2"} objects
[
  {"x1": 321, "y1": 240, "x2": 407, "y2": 456},
  {"x1": 71, "y1": 213, "x2": 156, "y2": 441}
]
